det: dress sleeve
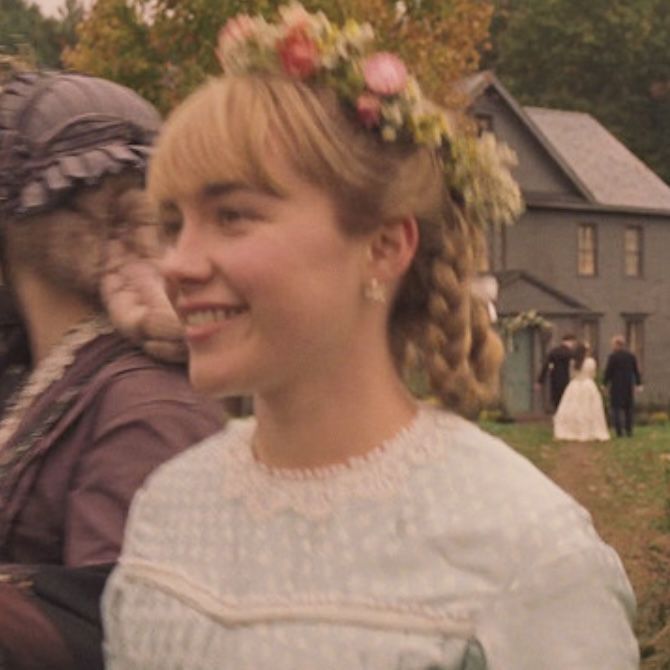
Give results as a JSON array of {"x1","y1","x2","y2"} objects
[
  {"x1": 102, "y1": 486, "x2": 154, "y2": 670},
  {"x1": 0, "y1": 564, "x2": 112, "y2": 670},
  {"x1": 473, "y1": 542, "x2": 639, "y2": 669},
  {"x1": 64, "y1": 370, "x2": 222, "y2": 566},
  {"x1": 632, "y1": 355, "x2": 642, "y2": 385}
]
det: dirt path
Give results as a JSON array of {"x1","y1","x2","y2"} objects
[{"x1": 550, "y1": 442, "x2": 670, "y2": 669}]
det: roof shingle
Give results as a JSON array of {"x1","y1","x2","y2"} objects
[{"x1": 524, "y1": 106, "x2": 670, "y2": 211}]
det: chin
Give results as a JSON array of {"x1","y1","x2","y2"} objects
[{"x1": 188, "y1": 363, "x2": 247, "y2": 398}]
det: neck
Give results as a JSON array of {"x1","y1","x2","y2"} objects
[
  {"x1": 251, "y1": 347, "x2": 418, "y2": 470},
  {"x1": 13, "y1": 269, "x2": 98, "y2": 363}
]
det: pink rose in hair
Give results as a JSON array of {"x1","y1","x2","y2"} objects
[
  {"x1": 277, "y1": 26, "x2": 320, "y2": 79},
  {"x1": 356, "y1": 93, "x2": 382, "y2": 128},
  {"x1": 362, "y1": 52, "x2": 408, "y2": 96},
  {"x1": 218, "y1": 14, "x2": 258, "y2": 51}
]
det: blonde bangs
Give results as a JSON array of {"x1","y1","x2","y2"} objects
[
  {"x1": 149, "y1": 77, "x2": 283, "y2": 203},
  {"x1": 148, "y1": 75, "x2": 390, "y2": 215}
]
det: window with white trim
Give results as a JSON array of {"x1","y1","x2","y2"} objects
[
  {"x1": 577, "y1": 223, "x2": 597, "y2": 276},
  {"x1": 624, "y1": 226, "x2": 643, "y2": 277}
]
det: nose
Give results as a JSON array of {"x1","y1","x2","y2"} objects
[{"x1": 159, "y1": 221, "x2": 213, "y2": 287}]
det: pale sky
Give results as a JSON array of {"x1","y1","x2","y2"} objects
[
  {"x1": 32, "y1": 0, "x2": 66, "y2": 17},
  {"x1": 32, "y1": 0, "x2": 92, "y2": 17}
]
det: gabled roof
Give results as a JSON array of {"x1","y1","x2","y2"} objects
[
  {"x1": 462, "y1": 71, "x2": 670, "y2": 214},
  {"x1": 524, "y1": 107, "x2": 670, "y2": 211},
  {"x1": 495, "y1": 270, "x2": 597, "y2": 317},
  {"x1": 460, "y1": 71, "x2": 595, "y2": 202}
]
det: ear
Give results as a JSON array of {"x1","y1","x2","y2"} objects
[{"x1": 366, "y1": 216, "x2": 418, "y2": 283}]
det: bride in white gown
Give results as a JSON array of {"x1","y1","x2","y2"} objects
[{"x1": 554, "y1": 343, "x2": 610, "y2": 441}]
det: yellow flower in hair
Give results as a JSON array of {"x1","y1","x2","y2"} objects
[
  {"x1": 381, "y1": 126, "x2": 398, "y2": 142},
  {"x1": 383, "y1": 102, "x2": 403, "y2": 127}
]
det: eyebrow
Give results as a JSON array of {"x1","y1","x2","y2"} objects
[
  {"x1": 159, "y1": 181, "x2": 281, "y2": 211},
  {"x1": 201, "y1": 181, "x2": 254, "y2": 198},
  {"x1": 202, "y1": 180, "x2": 284, "y2": 200},
  {"x1": 157, "y1": 183, "x2": 249, "y2": 210}
]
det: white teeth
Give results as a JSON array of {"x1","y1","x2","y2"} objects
[{"x1": 185, "y1": 307, "x2": 245, "y2": 326}]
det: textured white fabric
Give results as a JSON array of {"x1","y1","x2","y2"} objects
[
  {"x1": 103, "y1": 407, "x2": 638, "y2": 669},
  {"x1": 554, "y1": 357, "x2": 610, "y2": 441}
]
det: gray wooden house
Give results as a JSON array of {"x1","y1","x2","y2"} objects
[{"x1": 464, "y1": 72, "x2": 670, "y2": 414}]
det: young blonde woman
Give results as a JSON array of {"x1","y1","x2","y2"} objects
[{"x1": 104, "y1": 5, "x2": 638, "y2": 668}]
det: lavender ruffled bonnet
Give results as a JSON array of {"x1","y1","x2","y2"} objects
[{"x1": 0, "y1": 70, "x2": 160, "y2": 217}]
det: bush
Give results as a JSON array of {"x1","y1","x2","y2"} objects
[
  {"x1": 636, "y1": 412, "x2": 651, "y2": 426},
  {"x1": 479, "y1": 408, "x2": 516, "y2": 423},
  {"x1": 649, "y1": 411, "x2": 669, "y2": 425}
]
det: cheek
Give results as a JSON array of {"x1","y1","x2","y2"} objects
[{"x1": 220, "y1": 228, "x2": 365, "y2": 322}]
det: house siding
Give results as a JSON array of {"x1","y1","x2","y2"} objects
[
  {"x1": 506, "y1": 209, "x2": 670, "y2": 399},
  {"x1": 474, "y1": 91, "x2": 584, "y2": 200},
  {"x1": 470, "y1": 74, "x2": 670, "y2": 407}
]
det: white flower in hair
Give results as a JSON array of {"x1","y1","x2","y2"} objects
[
  {"x1": 278, "y1": 2, "x2": 317, "y2": 28},
  {"x1": 395, "y1": 1, "x2": 408, "y2": 22},
  {"x1": 382, "y1": 126, "x2": 398, "y2": 142}
]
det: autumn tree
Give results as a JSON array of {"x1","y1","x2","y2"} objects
[
  {"x1": 62, "y1": 0, "x2": 160, "y2": 100},
  {"x1": 0, "y1": 0, "x2": 62, "y2": 66},
  {"x1": 65, "y1": 0, "x2": 493, "y2": 112},
  {"x1": 487, "y1": 0, "x2": 670, "y2": 183},
  {"x1": 55, "y1": 0, "x2": 86, "y2": 53}
]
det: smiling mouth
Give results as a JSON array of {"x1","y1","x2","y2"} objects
[{"x1": 184, "y1": 306, "x2": 247, "y2": 326}]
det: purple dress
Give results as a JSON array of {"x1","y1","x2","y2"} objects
[{"x1": 0, "y1": 332, "x2": 223, "y2": 669}]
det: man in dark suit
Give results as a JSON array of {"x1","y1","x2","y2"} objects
[
  {"x1": 537, "y1": 334, "x2": 577, "y2": 410},
  {"x1": 603, "y1": 335, "x2": 642, "y2": 437}
]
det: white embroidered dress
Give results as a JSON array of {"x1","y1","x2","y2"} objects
[{"x1": 103, "y1": 408, "x2": 638, "y2": 669}]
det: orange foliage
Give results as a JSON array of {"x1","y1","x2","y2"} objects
[{"x1": 65, "y1": 0, "x2": 493, "y2": 112}]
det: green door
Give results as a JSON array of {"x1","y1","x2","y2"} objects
[{"x1": 502, "y1": 328, "x2": 533, "y2": 415}]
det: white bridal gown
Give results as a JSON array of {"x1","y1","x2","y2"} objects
[{"x1": 554, "y1": 357, "x2": 610, "y2": 441}]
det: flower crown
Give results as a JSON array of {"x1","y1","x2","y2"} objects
[{"x1": 216, "y1": 2, "x2": 523, "y2": 230}]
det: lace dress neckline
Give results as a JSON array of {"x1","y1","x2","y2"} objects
[
  {"x1": 250, "y1": 407, "x2": 425, "y2": 481},
  {"x1": 220, "y1": 406, "x2": 456, "y2": 520}
]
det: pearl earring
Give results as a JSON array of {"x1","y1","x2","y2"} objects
[{"x1": 363, "y1": 277, "x2": 387, "y2": 304}]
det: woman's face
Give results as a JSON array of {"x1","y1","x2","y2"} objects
[{"x1": 159, "y1": 160, "x2": 375, "y2": 397}]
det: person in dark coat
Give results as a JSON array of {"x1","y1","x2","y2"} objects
[
  {"x1": 0, "y1": 70, "x2": 224, "y2": 670},
  {"x1": 603, "y1": 335, "x2": 642, "y2": 437},
  {"x1": 537, "y1": 334, "x2": 577, "y2": 410}
]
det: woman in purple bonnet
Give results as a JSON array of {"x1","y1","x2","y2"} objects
[
  {"x1": 104, "y1": 4, "x2": 638, "y2": 668},
  {"x1": 0, "y1": 70, "x2": 223, "y2": 670}
]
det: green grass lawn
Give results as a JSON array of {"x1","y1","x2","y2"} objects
[
  {"x1": 479, "y1": 419, "x2": 557, "y2": 469},
  {"x1": 479, "y1": 420, "x2": 670, "y2": 527}
]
